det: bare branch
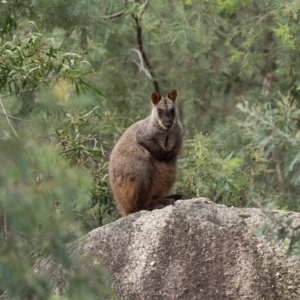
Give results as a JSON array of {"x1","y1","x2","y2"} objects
[
  {"x1": 1, "y1": 88, "x2": 36, "y2": 99},
  {"x1": 102, "y1": 10, "x2": 126, "y2": 20},
  {"x1": 0, "y1": 97, "x2": 20, "y2": 139},
  {"x1": 131, "y1": 48, "x2": 152, "y2": 78},
  {"x1": 138, "y1": 0, "x2": 148, "y2": 18},
  {"x1": 3, "y1": 212, "x2": 8, "y2": 241},
  {"x1": 272, "y1": 152, "x2": 283, "y2": 186},
  {"x1": 0, "y1": 112, "x2": 30, "y2": 122}
]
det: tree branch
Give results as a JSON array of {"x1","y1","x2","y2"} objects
[
  {"x1": 102, "y1": 10, "x2": 126, "y2": 20},
  {"x1": 3, "y1": 212, "x2": 8, "y2": 241},
  {"x1": 0, "y1": 112, "x2": 29, "y2": 122},
  {"x1": 289, "y1": 67, "x2": 298, "y2": 92},
  {"x1": 0, "y1": 97, "x2": 20, "y2": 139},
  {"x1": 131, "y1": 48, "x2": 152, "y2": 78},
  {"x1": 1, "y1": 88, "x2": 35, "y2": 99},
  {"x1": 132, "y1": 15, "x2": 160, "y2": 94},
  {"x1": 272, "y1": 152, "x2": 283, "y2": 186}
]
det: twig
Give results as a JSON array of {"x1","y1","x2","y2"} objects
[
  {"x1": 3, "y1": 212, "x2": 8, "y2": 240},
  {"x1": 289, "y1": 68, "x2": 298, "y2": 92},
  {"x1": 1, "y1": 88, "x2": 35, "y2": 99},
  {"x1": 131, "y1": 48, "x2": 152, "y2": 78},
  {"x1": 272, "y1": 152, "x2": 283, "y2": 186},
  {"x1": 102, "y1": 10, "x2": 126, "y2": 20},
  {"x1": 0, "y1": 112, "x2": 29, "y2": 122},
  {"x1": 0, "y1": 97, "x2": 20, "y2": 139}
]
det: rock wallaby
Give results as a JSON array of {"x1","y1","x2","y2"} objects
[{"x1": 109, "y1": 89, "x2": 183, "y2": 216}]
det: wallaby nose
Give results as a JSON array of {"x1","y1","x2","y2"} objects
[{"x1": 165, "y1": 122, "x2": 172, "y2": 129}]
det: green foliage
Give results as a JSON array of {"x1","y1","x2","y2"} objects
[
  {"x1": 274, "y1": 23, "x2": 295, "y2": 48},
  {"x1": 256, "y1": 213, "x2": 300, "y2": 257},
  {"x1": 236, "y1": 93, "x2": 300, "y2": 210},
  {"x1": 0, "y1": 138, "x2": 116, "y2": 299},
  {"x1": 0, "y1": 17, "x2": 116, "y2": 299},
  {"x1": 217, "y1": 0, "x2": 240, "y2": 15},
  {"x1": 0, "y1": 23, "x2": 95, "y2": 101},
  {"x1": 0, "y1": 1, "x2": 35, "y2": 35},
  {"x1": 4, "y1": 0, "x2": 300, "y2": 133},
  {"x1": 176, "y1": 132, "x2": 268, "y2": 206},
  {"x1": 56, "y1": 107, "x2": 120, "y2": 227}
]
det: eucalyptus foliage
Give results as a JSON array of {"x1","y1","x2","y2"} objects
[
  {"x1": 176, "y1": 131, "x2": 269, "y2": 207},
  {"x1": 237, "y1": 93, "x2": 300, "y2": 210},
  {"x1": 56, "y1": 107, "x2": 120, "y2": 227},
  {"x1": 0, "y1": 19, "x2": 116, "y2": 299},
  {"x1": 0, "y1": 138, "x2": 116, "y2": 299}
]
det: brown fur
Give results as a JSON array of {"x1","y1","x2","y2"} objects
[{"x1": 109, "y1": 89, "x2": 183, "y2": 216}]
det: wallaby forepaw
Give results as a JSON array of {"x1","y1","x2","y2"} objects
[
  {"x1": 166, "y1": 194, "x2": 186, "y2": 201},
  {"x1": 149, "y1": 203, "x2": 165, "y2": 211},
  {"x1": 160, "y1": 198, "x2": 176, "y2": 206}
]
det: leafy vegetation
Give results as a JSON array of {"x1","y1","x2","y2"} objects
[
  {"x1": 175, "y1": 131, "x2": 269, "y2": 207},
  {"x1": 2, "y1": 0, "x2": 300, "y2": 298},
  {"x1": 0, "y1": 18, "x2": 117, "y2": 299}
]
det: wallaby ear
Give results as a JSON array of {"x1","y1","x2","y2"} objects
[
  {"x1": 150, "y1": 92, "x2": 161, "y2": 105},
  {"x1": 168, "y1": 89, "x2": 178, "y2": 102}
]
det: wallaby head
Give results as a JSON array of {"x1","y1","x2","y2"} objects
[{"x1": 150, "y1": 89, "x2": 179, "y2": 130}]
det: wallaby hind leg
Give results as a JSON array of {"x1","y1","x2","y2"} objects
[{"x1": 114, "y1": 178, "x2": 145, "y2": 216}]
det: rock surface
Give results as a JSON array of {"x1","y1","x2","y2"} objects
[{"x1": 33, "y1": 198, "x2": 300, "y2": 300}]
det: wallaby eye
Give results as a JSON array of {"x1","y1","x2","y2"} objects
[
  {"x1": 169, "y1": 108, "x2": 175, "y2": 115},
  {"x1": 158, "y1": 109, "x2": 163, "y2": 115}
]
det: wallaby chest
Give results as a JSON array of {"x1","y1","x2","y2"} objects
[{"x1": 137, "y1": 120, "x2": 182, "y2": 163}]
